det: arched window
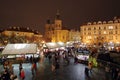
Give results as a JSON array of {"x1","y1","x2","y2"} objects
[
  {"x1": 84, "y1": 28, "x2": 86, "y2": 31},
  {"x1": 94, "y1": 27, "x2": 96, "y2": 30},
  {"x1": 99, "y1": 27, "x2": 101, "y2": 30},
  {"x1": 88, "y1": 28, "x2": 91, "y2": 30},
  {"x1": 115, "y1": 26, "x2": 117, "y2": 29},
  {"x1": 104, "y1": 27, "x2": 106, "y2": 30}
]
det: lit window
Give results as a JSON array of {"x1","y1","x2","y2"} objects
[
  {"x1": 108, "y1": 26, "x2": 113, "y2": 29},
  {"x1": 87, "y1": 36, "x2": 92, "y2": 39},
  {"x1": 104, "y1": 31, "x2": 106, "y2": 34}
]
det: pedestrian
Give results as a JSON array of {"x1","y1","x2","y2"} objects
[
  {"x1": 74, "y1": 56, "x2": 78, "y2": 64},
  {"x1": 2, "y1": 69, "x2": 10, "y2": 80},
  {"x1": 14, "y1": 75, "x2": 19, "y2": 80},
  {"x1": 31, "y1": 63, "x2": 34, "y2": 75},
  {"x1": 88, "y1": 62, "x2": 92, "y2": 73},
  {"x1": 0, "y1": 73, "x2": 4, "y2": 80},
  {"x1": 85, "y1": 67, "x2": 89, "y2": 78},
  {"x1": 48, "y1": 54, "x2": 52, "y2": 62},
  {"x1": 10, "y1": 72, "x2": 14, "y2": 80},
  {"x1": 19, "y1": 63, "x2": 22, "y2": 76},
  {"x1": 34, "y1": 62, "x2": 37, "y2": 73},
  {"x1": 117, "y1": 71, "x2": 120, "y2": 80},
  {"x1": 66, "y1": 57, "x2": 70, "y2": 65},
  {"x1": 105, "y1": 65, "x2": 110, "y2": 80},
  {"x1": 30, "y1": 56, "x2": 33, "y2": 63},
  {"x1": 51, "y1": 64, "x2": 55, "y2": 71},
  {"x1": 20, "y1": 68, "x2": 25, "y2": 80},
  {"x1": 111, "y1": 67, "x2": 119, "y2": 80},
  {"x1": 55, "y1": 61, "x2": 60, "y2": 69}
]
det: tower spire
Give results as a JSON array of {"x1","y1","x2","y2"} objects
[{"x1": 56, "y1": 9, "x2": 60, "y2": 20}]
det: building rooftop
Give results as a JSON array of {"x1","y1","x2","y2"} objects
[
  {"x1": 1, "y1": 27, "x2": 41, "y2": 35},
  {"x1": 84, "y1": 17, "x2": 120, "y2": 26}
]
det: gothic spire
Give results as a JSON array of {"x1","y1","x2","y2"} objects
[{"x1": 56, "y1": 9, "x2": 60, "y2": 20}]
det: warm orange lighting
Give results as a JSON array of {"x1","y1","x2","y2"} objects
[
  {"x1": 42, "y1": 40, "x2": 45, "y2": 43},
  {"x1": 86, "y1": 40, "x2": 89, "y2": 43}
]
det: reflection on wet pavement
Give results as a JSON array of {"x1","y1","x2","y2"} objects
[{"x1": 13, "y1": 56, "x2": 105, "y2": 80}]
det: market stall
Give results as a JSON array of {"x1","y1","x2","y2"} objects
[{"x1": 1, "y1": 43, "x2": 38, "y2": 63}]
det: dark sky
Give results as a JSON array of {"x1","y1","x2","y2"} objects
[{"x1": 0, "y1": 0, "x2": 120, "y2": 34}]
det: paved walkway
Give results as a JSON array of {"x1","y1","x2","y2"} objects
[{"x1": 11, "y1": 55, "x2": 107, "y2": 80}]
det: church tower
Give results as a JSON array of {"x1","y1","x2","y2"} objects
[
  {"x1": 45, "y1": 19, "x2": 51, "y2": 33},
  {"x1": 54, "y1": 10, "x2": 62, "y2": 30}
]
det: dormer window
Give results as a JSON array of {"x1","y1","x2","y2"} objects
[
  {"x1": 13, "y1": 27, "x2": 16, "y2": 29},
  {"x1": 27, "y1": 27, "x2": 30, "y2": 30}
]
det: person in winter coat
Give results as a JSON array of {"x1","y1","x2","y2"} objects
[{"x1": 20, "y1": 68, "x2": 25, "y2": 80}]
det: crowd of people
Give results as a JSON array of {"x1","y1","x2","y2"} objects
[
  {"x1": 104, "y1": 64, "x2": 120, "y2": 80},
  {"x1": 0, "y1": 61, "x2": 19, "y2": 80},
  {"x1": 0, "y1": 56, "x2": 39, "y2": 80},
  {"x1": 0, "y1": 47, "x2": 120, "y2": 80},
  {"x1": 46, "y1": 48, "x2": 76, "y2": 71}
]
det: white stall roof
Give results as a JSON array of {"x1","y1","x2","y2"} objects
[
  {"x1": 45, "y1": 42, "x2": 58, "y2": 49},
  {"x1": 2, "y1": 43, "x2": 37, "y2": 55},
  {"x1": 45, "y1": 42, "x2": 65, "y2": 49}
]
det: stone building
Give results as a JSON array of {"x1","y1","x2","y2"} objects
[{"x1": 80, "y1": 17, "x2": 120, "y2": 48}]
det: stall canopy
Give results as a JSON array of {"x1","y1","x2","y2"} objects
[
  {"x1": 45, "y1": 42, "x2": 58, "y2": 49},
  {"x1": 2, "y1": 43, "x2": 37, "y2": 55},
  {"x1": 45, "y1": 42, "x2": 65, "y2": 49}
]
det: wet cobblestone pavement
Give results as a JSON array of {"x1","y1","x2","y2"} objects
[{"x1": 13, "y1": 57, "x2": 106, "y2": 80}]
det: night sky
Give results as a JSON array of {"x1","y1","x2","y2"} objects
[{"x1": 0, "y1": 0, "x2": 120, "y2": 34}]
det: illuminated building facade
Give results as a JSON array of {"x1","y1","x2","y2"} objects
[
  {"x1": 45, "y1": 11, "x2": 69, "y2": 43},
  {"x1": 80, "y1": 17, "x2": 120, "y2": 48},
  {"x1": 1, "y1": 27, "x2": 43, "y2": 43},
  {"x1": 68, "y1": 29, "x2": 81, "y2": 43}
]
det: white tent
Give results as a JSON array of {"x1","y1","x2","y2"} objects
[
  {"x1": 45, "y1": 42, "x2": 58, "y2": 49},
  {"x1": 45, "y1": 42, "x2": 65, "y2": 49},
  {"x1": 2, "y1": 43, "x2": 37, "y2": 55}
]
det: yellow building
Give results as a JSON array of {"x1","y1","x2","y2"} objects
[
  {"x1": 68, "y1": 29, "x2": 81, "y2": 42},
  {"x1": 80, "y1": 17, "x2": 120, "y2": 47},
  {"x1": 2, "y1": 27, "x2": 34, "y2": 38},
  {"x1": 45, "y1": 11, "x2": 69, "y2": 43},
  {"x1": 51, "y1": 30, "x2": 69, "y2": 43},
  {"x1": 1, "y1": 26, "x2": 43, "y2": 43}
]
